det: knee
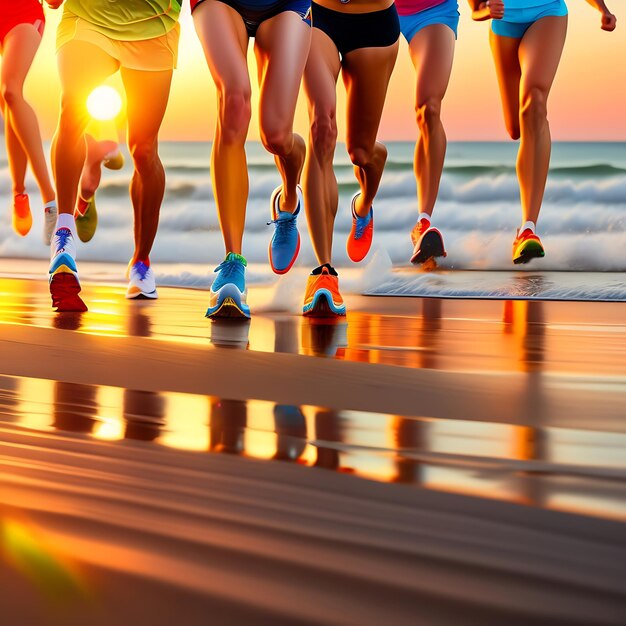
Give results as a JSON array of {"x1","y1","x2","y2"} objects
[
  {"x1": 520, "y1": 87, "x2": 547, "y2": 129},
  {"x1": 506, "y1": 122, "x2": 521, "y2": 141},
  {"x1": 130, "y1": 140, "x2": 159, "y2": 170},
  {"x1": 219, "y1": 88, "x2": 251, "y2": 144},
  {"x1": 348, "y1": 144, "x2": 376, "y2": 170},
  {"x1": 415, "y1": 98, "x2": 442, "y2": 133},
  {"x1": 1, "y1": 82, "x2": 22, "y2": 108},
  {"x1": 261, "y1": 124, "x2": 293, "y2": 157},
  {"x1": 58, "y1": 93, "x2": 90, "y2": 130},
  {"x1": 310, "y1": 109, "x2": 337, "y2": 160}
]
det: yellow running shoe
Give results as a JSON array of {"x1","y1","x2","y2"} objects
[{"x1": 74, "y1": 195, "x2": 98, "y2": 243}]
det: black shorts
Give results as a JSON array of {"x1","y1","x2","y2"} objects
[
  {"x1": 311, "y1": 2, "x2": 400, "y2": 58},
  {"x1": 193, "y1": 0, "x2": 311, "y2": 37}
]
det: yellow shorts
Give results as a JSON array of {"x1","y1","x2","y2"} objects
[{"x1": 57, "y1": 13, "x2": 179, "y2": 72}]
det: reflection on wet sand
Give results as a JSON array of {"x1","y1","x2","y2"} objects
[
  {"x1": 1, "y1": 279, "x2": 625, "y2": 521},
  {"x1": 4, "y1": 372, "x2": 624, "y2": 521}
]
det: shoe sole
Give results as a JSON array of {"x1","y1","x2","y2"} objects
[
  {"x1": 513, "y1": 240, "x2": 545, "y2": 264},
  {"x1": 50, "y1": 273, "x2": 88, "y2": 312},
  {"x1": 206, "y1": 297, "x2": 250, "y2": 320},
  {"x1": 303, "y1": 290, "x2": 346, "y2": 318},
  {"x1": 411, "y1": 231, "x2": 446, "y2": 265},
  {"x1": 126, "y1": 289, "x2": 158, "y2": 300}
]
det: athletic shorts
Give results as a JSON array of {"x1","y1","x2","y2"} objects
[
  {"x1": 0, "y1": 0, "x2": 44, "y2": 47},
  {"x1": 57, "y1": 13, "x2": 180, "y2": 71},
  {"x1": 491, "y1": 0, "x2": 568, "y2": 38},
  {"x1": 191, "y1": 0, "x2": 311, "y2": 37},
  {"x1": 398, "y1": 0, "x2": 459, "y2": 42},
  {"x1": 311, "y1": 2, "x2": 400, "y2": 58}
]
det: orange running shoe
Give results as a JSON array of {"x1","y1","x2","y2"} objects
[
  {"x1": 302, "y1": 265, "x2": 346, "y2": 317},
  {"x1": 410, "y1": 217, "x2": 446, "y2": 265},
  {"x1": 512, "y1": 228, "x2": 545, "y2": 264},
  {"x1": 12, "y1": 193, "x2": 32, "y2": 237},
  {"x1": 346, "y1": 193, "x2": 373, "y2": 263}
]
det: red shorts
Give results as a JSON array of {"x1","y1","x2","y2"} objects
[{"x1": 0, "y1": 0, "x2": 45, "y2": 47}]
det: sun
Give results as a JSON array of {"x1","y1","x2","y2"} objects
[{"x1": 86, "y1": 86, "x2": 123, "y2": 121}]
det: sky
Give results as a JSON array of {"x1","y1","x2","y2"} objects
[{"x1": 24, "y1": 2, "x2": 626, "y2": 142}]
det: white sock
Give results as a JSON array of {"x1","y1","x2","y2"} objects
[
  {"x1": 44, "y1": 200, "x2": 57, "y2": 211},
  {"x1": 56, "y1": 212, "x2": 77, "y2": 238},
  {"x1": 418, "y1": 212, "x2": 431, "y2": 224},
  {"x1": 520, "y1": 220, "x2": 536, "y2": 234}
]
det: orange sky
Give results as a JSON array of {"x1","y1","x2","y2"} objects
[{"x1": 25, "y1": 3, "x2": 626, "y2": 142}]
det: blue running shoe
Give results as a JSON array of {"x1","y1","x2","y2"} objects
[
  {"x1": 206, "y1": 252, "x2": 251, "y2": 319},
  {"x1": 268, "y1": 185, "x2": 301, "y2": 274}
]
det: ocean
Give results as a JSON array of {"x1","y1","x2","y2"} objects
[{"x1": 1, "y1": 141, "x2": 625, "y2": 301}]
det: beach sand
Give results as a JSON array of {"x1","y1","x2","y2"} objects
[{"x1": 1, "y1": 276, "x2": 625, "y2": 625}]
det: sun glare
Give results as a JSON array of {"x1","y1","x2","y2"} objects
[{"x1": 86, "y1": 86, "x2": 123, "y2": 121}]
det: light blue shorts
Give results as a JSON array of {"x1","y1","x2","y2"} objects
[
  {"x1": 398, "y1": 0, "x2": 460, "y2": 43},
  {"x1": 491, "y1": 0, "x2": 568, "y2": 38}
]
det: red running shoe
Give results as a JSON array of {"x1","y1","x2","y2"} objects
[
  {"x1": 346, "y1": 193, "x2": 373, "y2": 263},
  {"x1": 410, "y1": 218, "x2": 446, "y2": 264},
  {"x1": 512, "y1": 228, "x2": 545, "y2": 264}
]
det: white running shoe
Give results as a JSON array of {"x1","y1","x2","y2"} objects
[
  {"x1": 43, "y1": 201, "x2": 58, "y2": 245},
  {"x1": 126, "y1": 261, "x2": 158, "y2": 299}
]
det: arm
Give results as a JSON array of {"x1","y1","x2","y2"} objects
[
  {"x1": 584, "y1": 0, "x2": 617, "y2": 30},
  {"x1": 467, "y1": 0, "x2": 505, "y2": 22}
]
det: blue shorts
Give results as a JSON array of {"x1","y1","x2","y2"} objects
[
  {"x1": 398, "y1": 0, "x2": 460, "y2": 43},
  {"x1": 491, "y1": 0, "x2": 568, "y2": 38}
]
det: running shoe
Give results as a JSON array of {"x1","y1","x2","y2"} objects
[
  {"x1": 43, "y1": 201, "x2": 58, "y2": 245},
  {"x1": 206, "y1": 252, "x2": 251, "y2": 319},
  {"x1": 302, "y1": 265, "x2": 346, "y2": 317},
  {"x1": 103, "y1": 150, "x2": 124, "y2": 170},
  {"x1": 512, "y1": 228, "x2": 545, "y2": 264},
  {"x1": 74, "y1": 195, "x2": 98, "y2": 243},
  {"x1": 346, "y1": 192, "x2": 374, "y2": 263},
  {"x1": 126, "y1": 260, "x2": 158, "y2": 300},
  {"x1": 12, "y1": 193, "x2": 32, "y2": 237},
  {"x1": 268, "y1": 185, "x2": 301, "y2": 274},
  {"x1": 49, "y1": 227, "x2": 87, "y2": 312},
  {"x1": 410, "y1": 217, "x2": 446, "y2": 265}
]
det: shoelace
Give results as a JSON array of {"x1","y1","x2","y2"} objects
[
  {"x1": 354, "y1": 213, "x2": 371, "y2": 240},
  {"x1": 213, "y1": 259, "x2": 243, "y2": 288},
  {"x1": 132, "y1": 262, "x2": 150, "y2": 281},
  {"x1": 268, "y1": 214, "x2": 297, "y2": 246},
  {"x1": 54, "y1": 228, "x2": 72, "y2": 252}
]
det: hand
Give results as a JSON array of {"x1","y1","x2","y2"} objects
[
  {"x1": 601, "y1": 11, "x2": 617, "y2": 31},
  {"x1": 486, "y1": 0, "x2": 505, "y2": 20},
  {"x1": 45, "y1": 0, "x2": 64, "y2": 8}
]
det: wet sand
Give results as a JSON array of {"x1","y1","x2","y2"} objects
[{"x1": 1, "y1": 277, "x2": 626, "y2": 624}]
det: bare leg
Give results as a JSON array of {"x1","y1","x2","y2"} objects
[
  {"x1": 0, "y1": 92, "x2": 28, "y2": 196},
  {"x1": 516, "y1": 16, "x2": 567, "y2": 225},
  {"x1": 121, "y1": 68, "x2": 173, "y2": 263},
  {"x1": 52, "y1": 41, "x2": 119, "y2": 216},
  {"x1": 489, "y1": 29, "x2": 522, "y2": 141},
  {"x1": 303, "y1": 29, "x2": 341, "y2": 266},
  {"x1": 342, "y1": 41, "x2": 399, "y2": 217},
  {"x1": 1, "y1": 24, "x2": 55, "y2": 203},
  {"x1": 78, "y1": 134, "x2": 118, "y2": 201},
  {"x1": 409, "y1": 24, "x2": 455, "y2": 218},
  {"x1": 193, "y1": 1, "x2": 251, "y2": 255},
  {"x1": 255, "y1": 12, "x2": 311, "y2": 213}
]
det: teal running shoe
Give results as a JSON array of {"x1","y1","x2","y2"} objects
[
  {"x1": 268, "y1": 185, "x2": 302, "y2": 274},
  {"x1": 206, "y1": 252, "x2": 251, "y2": 319}
]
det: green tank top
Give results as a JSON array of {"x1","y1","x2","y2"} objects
[{"x1": 64, "y1": 0, "x2": 182, "y2": 41}]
